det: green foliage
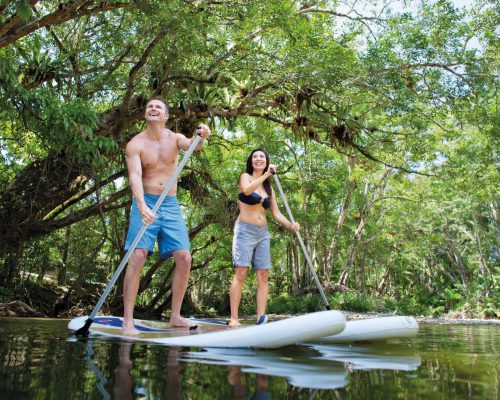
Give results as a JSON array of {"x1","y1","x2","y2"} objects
[
  {"x1": 267, "y1": 292, "x2": 326, "y2": 314},
  {"x1": 0, "y1": 0, "x2": 497, "y2": 320},
  {"x1": 0, "y1": 286, "x2": 10, "y2": 303},
  {"x1": 329, "y1": 292, "x2": 378, "y2": 313},
  {"x1": 392, "y1": 296, "x2": 430, "y2": 317}
]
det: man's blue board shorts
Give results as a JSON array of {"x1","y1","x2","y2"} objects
[{"x1": 125, "y1": 194, "x2": 190, "y2": 259}]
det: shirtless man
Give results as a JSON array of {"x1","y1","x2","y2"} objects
[
  {"x1": 229, "y1": 148, "x2": 299, "y2": 327},
  {"x1": 122, "y1": 97, "x2": 210, "y2": 334}
]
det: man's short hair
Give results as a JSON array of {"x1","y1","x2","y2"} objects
[{"x1": 146, "y1": 96, "x2": 169, "y2": 113}]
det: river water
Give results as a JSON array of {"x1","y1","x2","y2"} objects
[{"x1": 0, "y1": 318, "x2": 498, "y2": 399}]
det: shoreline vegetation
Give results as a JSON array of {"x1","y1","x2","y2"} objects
[
  {"x1": 1, "y1": 300, "x2": 499, "y2": 326},
  {"x1": 0, "y1": 277, "x2": 498, "y2": 323}
]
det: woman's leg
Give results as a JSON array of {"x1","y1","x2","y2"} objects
[
  {"x1": 255, "y1": 269, "x2": 269, "y2": 320},
  {"x1": 230, "y1": 267, "x2": 248, "y2": 326}
]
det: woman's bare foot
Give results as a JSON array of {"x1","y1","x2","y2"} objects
[
  {"x1": 170, "y1": 316, "x2": 198, "y2": 329},
  {"x1": 229, "y1": 319, "x2": 241, "y2": 327}
]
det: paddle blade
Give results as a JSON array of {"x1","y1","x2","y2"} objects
[{"x1": 74, "y1": 318, "x2": 93, "y2": 336}]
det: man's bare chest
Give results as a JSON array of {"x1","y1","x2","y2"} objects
[{"x1": 140, "y1": 140, "x2": 178, "y2": 169}]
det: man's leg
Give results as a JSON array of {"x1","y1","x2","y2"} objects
[
  {"x1": 113, "y1": 342, "x2": 133, "y2": 399},
  {"x1": 255, "y1": 269, "x2": 268, "y2": 320},
  {"x1": 229, "y1": 267, "x2": 248, "y2": 327},
  {"x1": 122, "y1": 249, "x2": 148, "y2": 334},
  {"x1": 169, "y1": 250, "x2": 196, "y2": 327}
]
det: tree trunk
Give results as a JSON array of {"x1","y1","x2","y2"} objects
[
  {"x1": 359, "y1": 257, "x2": 366, "y2": 292},
  {"x1": 338, "y1": 269, "x2": 349, "y2": 287},
  {"x1": 490, "y1": 200, "x2": 500, "y2": 264},
  {"x1": 376, "y1": 266, "x2": 392, "y2": 296},
  {"x1": 290, "y1": 243, "x2": 299, "y2": 295},
  {"x1": 473, "y1": 219, "x2": 492, "y2": 296},
  {"x1": 2, "y1": 242, "x2": 23, "y2": 286},
  {"x1": 324, "y1": 182, "x2": 353, "y2": 282},
  {"x1": 58, "y1": 226, "x2": 71, "y2": 285},
  {"x1": 443, "y1": 236, "x2": 469, "y2": 285},
  {"x1": 0, "y1": 97, "x2": 146, "y2": 260},
  {"x1": 338, "y1": 169, "x2": 392, "y2": 288}
]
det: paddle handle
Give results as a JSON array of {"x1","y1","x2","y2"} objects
[
  {"x1": 87, "y1": 134, "x2": 203, "y2": 322},
  {"x1": 272, "y1": 173, "x2": 331, "y2": 310}
]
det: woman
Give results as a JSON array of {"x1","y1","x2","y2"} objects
[{"x1": 230, "y1": 148, "x2": 300, "y2": 327}]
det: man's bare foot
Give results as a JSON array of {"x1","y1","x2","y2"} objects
[
  {"x1": 229, "y1": 319, "x2": 241, "y2": 327},
  {"x1": 170, "y1": 316, "x2": 198, "y2": 329},
  {"x1": 121, "y1": 321, "x2": 141, "y2": 335}
]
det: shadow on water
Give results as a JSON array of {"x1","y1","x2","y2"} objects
[{"x1": 0, "y1": 318, "x2": 498, "y2": 399}]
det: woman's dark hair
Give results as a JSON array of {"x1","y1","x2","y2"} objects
[{"x1": 243, "y1": 148, "x2": 272, "y2": 197}]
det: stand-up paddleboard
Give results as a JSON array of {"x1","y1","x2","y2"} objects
[
  {"x1": 311, "y1": 316, "x2": 418, "y2": 344},
  {"x1": 68, "y1": 310, "x2": 346, "y2": 349}
]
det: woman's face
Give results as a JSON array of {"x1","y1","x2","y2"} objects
[{"x1": 251, "y1": 151, "x2": 268, "y2": 171}]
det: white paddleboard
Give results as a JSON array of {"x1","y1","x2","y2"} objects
[
  {"x1": 311, "y1": 316, "x2": 419, "y2": 343},
  {"x1": 68, "y1": 310, "x2": 346, "y2": 349}
]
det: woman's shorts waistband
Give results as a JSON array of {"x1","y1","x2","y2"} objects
[{"x1": 235, "y1": 220, "x2": 267, "y2": 231}]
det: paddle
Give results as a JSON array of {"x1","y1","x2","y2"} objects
[
  {"x1": 75, "y1": 133, "x2": 203, "y2": 336},
  {"x1": 271, "y1": 170, "x2": 331, "y2": 310}
]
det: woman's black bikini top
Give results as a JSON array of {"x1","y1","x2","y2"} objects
[{"x1": 238, "y1": 192, "x2": 272, "y2": 209}]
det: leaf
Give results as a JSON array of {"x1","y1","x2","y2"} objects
[{"x1": 16, "y1": 0, "x2": 33, "y2": 22}]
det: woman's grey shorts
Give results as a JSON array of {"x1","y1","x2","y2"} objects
[{"x1": 232, "y1": 221, "x2": 271, "y2": 270}]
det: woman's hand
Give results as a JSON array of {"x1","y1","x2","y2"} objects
[
  {"x1": 267, "y1": 164, "x2": 277, "y2": 175},
  {"x1": 289, "y1": 222, "x2": 300, "y2": 232}
]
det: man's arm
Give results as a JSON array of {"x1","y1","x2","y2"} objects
[
  {"x1": 177, "y1": 124, "x2": 211, "y2": 151},
  {"x1": 126, "y1": 140, "x2": 155, "y2": 224}
]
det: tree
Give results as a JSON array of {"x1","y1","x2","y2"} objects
[{"x1": 0, "y1": 0, "x2": 497, "y2": 317}]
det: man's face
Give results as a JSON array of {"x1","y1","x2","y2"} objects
[{"x1": 145, "y1": 100, "x2": 168, "y2": 123}]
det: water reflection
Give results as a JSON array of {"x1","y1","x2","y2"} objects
[
  {"x1": 182, "y1": 342, "x2": 422, "y2": 390},
  {"x1": 84, "y1": 341, "x2": 184, "y2": 400},
  {"x1": 85, "y1": 343, "x2": 111, "y2": 400},
  {"x1": 0, "y1": 319, "x2": 498, "y2": 399},
  {"x1": 164, "y1": 346, "x2": 182, "y2": 400},
  {"x1": 227, "y1": 366, "x2": 270, "y2": 400},
  {"x1": 183, "y1": 346, "x2": 349, "y2": 389},
  {"x1": 81, "y1": 340, "x2": 421, "y2": 396},
  {"x1": 308, "y1": 343, "x2": 422, "y2": 371}
]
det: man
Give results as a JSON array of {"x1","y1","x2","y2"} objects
[{"x1": 122, "y1": 97, "x2": 210, "y2": 334}]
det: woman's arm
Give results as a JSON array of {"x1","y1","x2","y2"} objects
[
  {"x1": 269, "y1": 188, "x2": 300, "y2": 232},
  {"x1": 239, "y1": 171, "x2": 273, "y2": 195}
]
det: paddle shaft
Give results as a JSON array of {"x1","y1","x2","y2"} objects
[
  {"x1": 272, "y1": 173, "x2": 331, "y2": 310},
  {"x1": 76, "y1": 134, "x2": 202, "y2": 335}
]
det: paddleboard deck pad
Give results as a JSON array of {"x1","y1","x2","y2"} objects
[{"x1": 68, "y1": 310, "x2": 346, "y2": 349}]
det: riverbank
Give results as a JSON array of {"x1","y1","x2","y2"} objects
[
  {"x1": 260, "y1": 311, "x2": 500, "y2": 326},
  {"x1": 2, "y1": 300, "x2": 499, "y2": 325},
  {"x1": 343, "y1": 311, "x2": 500, "y2": 326}
]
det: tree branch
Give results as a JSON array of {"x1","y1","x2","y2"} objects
[{"x1": 0, "y1": 1, "x2": 146, "y2": 49}]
